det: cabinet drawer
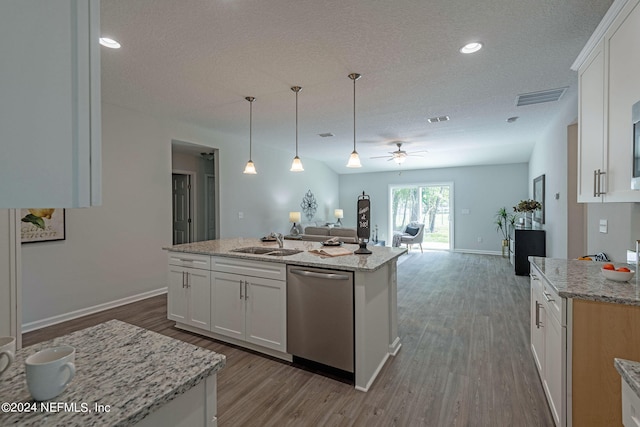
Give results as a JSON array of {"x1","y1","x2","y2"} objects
[
  {"x1": 623, "y1": 380, "x2": 640, "y2": 427},
  {"x1": 531, "y1": 265, "x2": 566, "y2": 326},
  {"x1": 212, "y1": 256, "x2": 286, "y2": 281},
  {"x1": 168, "y1": 252, "x2": 211, "y2": 270}
]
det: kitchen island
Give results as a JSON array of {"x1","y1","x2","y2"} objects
[
  {"x1": 164, "y1": 238, "x2": 406, "y2": 392},
  {"x1": 0, "y1": 320, "x2": 225, "y2": 426},
  {"x1": 529, "y1": 257, "x2": 640, "y2": 427}
]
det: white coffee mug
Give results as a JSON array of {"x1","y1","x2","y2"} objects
[
  {"x1": 25, "y1": 345, "x2": 75, "y2": 401},
  {"x1": 0, "y1": 336, "x2": 15, "y2": 376}
]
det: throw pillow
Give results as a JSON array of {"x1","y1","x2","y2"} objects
[{"x1": 405, "y1": 226, "x2": 419, "y2": 236}]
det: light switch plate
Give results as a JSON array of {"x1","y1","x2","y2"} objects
[{"x1": 599, "y1": 219, "x2": 607, "y2": 233}]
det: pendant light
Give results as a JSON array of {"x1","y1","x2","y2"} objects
[
  {"x1": 243, "y1": 96, "x2": 257, "y2": 174},
  {"x1": 347, "y1": 73, "x2": 362, "y2": 168},
  {"x1": 290, "y1": 86, "x2": 304, "y2": 172}
]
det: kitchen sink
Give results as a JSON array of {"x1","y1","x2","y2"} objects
[{"x1": 230, "y1": 247, "x2": 303, "y2": 256}]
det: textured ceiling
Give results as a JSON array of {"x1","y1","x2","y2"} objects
[{"x1": 100, "y1": 0, "x2": 613, "y2": 174}]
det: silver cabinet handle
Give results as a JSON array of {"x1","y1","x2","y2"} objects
[
  {"x1": 182, "y1": 271, "x2": 186, "y2": 288},
  {"x1": 239, "y1": 280, "x2": 244, "y2": 300},
  {"x1": 593, "y1": 169, "x2": 598, "y2": 197},
  {"x1": 543, "y1": 292, "x2": 554, "y2": 303},
  {"x1": 245, "y1": 281, "x2": 249, "y2": 300},
  {"x1": 535, "y1": 301, "x2": 542, "y2": 328},
  {"x1": 595, "y1": 169, "x2": 606, "y2": 196},
  {"x1": 289, "y1": 269, "x2": 351, "y2": 280}
]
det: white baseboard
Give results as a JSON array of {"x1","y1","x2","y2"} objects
[
  {"x1": 453, "y1": 249, "x2": 502, "y2": 256},
  {"x1": 22, "y1": 288, "x2": 168, "y2": 333}
]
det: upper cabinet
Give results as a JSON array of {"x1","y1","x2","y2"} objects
[
  {"x1": 575, "y1": 0, "x2": 640, "y2": 203},
  {"x1": 0, "y1": 0, "x2": 101, "y2": 208}
]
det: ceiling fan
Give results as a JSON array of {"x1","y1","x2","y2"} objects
[{"x1": 370, "y1": 142, "x2": 428, "y2": 165}]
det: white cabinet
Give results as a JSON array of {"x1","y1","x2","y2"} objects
[
  {"x1": 168, "y1": 253, "x2": 211, "y2": 330},
  {"x1": 622, "y1": 379, "x2": 640, "y2": 427},
  {"x1": 211, "y1": 271, "x2": 286, "y2": 353},
  {"x1": 577, "y1": 40, "x2": 607, "y2": 202},
  {"x1": 530, "y1": 265, "x2": 567, "y2": 426},
  {"x1": 210, "y1": 257, "x2": 286, "y2": 353},
  {"x1": 605, "y1": 0, "x2": 640, "y2": 202},
  {"x1": 0, "y1": 0, "x2": 101, "y2": 208},
  {"x1": 575, "y1": 0, "x2": 640, "y2": 203}
]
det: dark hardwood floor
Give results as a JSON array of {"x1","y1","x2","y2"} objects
[{"x1": 23, "y1": 251, "x2": 554, "y2": 426}]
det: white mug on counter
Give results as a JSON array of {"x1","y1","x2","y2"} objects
[
  {"x1": 25, "y1": 345, "x2": 76, "y2": 401},
  {"x1": 0, "y1": 336, "x2": 15, "y2": 376}
]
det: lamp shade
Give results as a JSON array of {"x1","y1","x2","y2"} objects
[
  {"x1": 334, "y1": 209, "x2": 344, "y2": 219},
  {"x1": 347, "y1": 151, "x2": 362, "y2": 168},
  {"x1": 289, "y1": 211, "x2": 301, "y2": 223}
]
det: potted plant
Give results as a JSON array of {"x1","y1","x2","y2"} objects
[
  {"x1": 495, "y1": 207, "x2": 510, "y2": 257},
  {"x1": 513, "y1": 199, "x2": 542, "y2": 229}
]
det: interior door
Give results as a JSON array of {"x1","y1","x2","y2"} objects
[
  {"x1": 172, "y1": 173, "x2": 191, "y2": 244},
  {"x1": 205, "y1": 174, "x2": 216, "y2": 240}
]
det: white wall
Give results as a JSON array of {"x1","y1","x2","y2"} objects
[
  {"x1": 338, "y1": 163, "x2": 529, "y2": 252},
  {"x1": 528, "y1": 90, "x2": 585, "y2": 259},
  {"x1": 587, "y1": 202, "x2": 640, "y2": 262},
  {"x1": 21, "y1": 103, "x2": 339, "y2": 326}
]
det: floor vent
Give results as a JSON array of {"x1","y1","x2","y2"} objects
[{"x1": 516, "y1": 87, "x2": 567, "y2": 107}]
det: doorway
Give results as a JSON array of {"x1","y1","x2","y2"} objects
[
  {"x1": 172, "y1": 171, "x2": 193, "y2": 244},
  {"x1": 389, "y1": 183, "x2": 454, "y2": 251},
  {"x1": 171, "y1": 140, "x2": 219, "y2": 243}
]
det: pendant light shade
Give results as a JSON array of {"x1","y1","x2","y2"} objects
[
  {"x1": 347, "y1": 73, "x2": 362, "y2": 168},
  {"x1": 243, "y1": 96, "x2": 257, "y2": 174},
  {"x1": 290, "y1": 86, "x2": 304, "y2": 172}
]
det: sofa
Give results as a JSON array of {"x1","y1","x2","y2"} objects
[{"x1": 299, "y1": 225, "x2": 358, "y2": 243}]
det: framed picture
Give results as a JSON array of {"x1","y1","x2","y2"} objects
[
  {"x1": 533, "y1": 174, "x2": 545, "y2": 224},
  {"x1": 20, "y1": 209, "x2": 66, "y2": 243}
]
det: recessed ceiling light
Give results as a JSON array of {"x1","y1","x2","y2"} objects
[
  {"x1": 99, "y1": 37, "x2": 121, "y2": 49},
  {"x1": 459, "y1": 42, "x2": 482, "y2": 54}
]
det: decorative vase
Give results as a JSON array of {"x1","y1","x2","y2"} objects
[
  {"x1": 524, "y1": 212, "x2": 533, "y2": 229},
  {"x1": 502, "y1": 239, "x2": 509, "y2": 258}
]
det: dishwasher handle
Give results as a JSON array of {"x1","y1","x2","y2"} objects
[{"x1": 289, "y1": 269, "x2": 350, "y2": 280}]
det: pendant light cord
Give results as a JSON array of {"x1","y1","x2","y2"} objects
[
  {"x1": 246, "y1": 96, "x2": 255, "y2": 160},
  {"x1": 295, "y1": 89, "x2": 299, "y2": 157},
  {"x1": 348, "y1": 73, "x2": 361, "y2": 152}
]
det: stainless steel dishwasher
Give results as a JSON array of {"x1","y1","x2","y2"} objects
[{"x1": 286, "y1": 265, "x2": 354, "y2": 373}]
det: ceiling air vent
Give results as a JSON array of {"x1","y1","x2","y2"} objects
[
  {"x1": 516, "y1": 87, "x2": 568, "y2": 107},
  {"x1": 427, "y1": 115, "x2": 449, "y2": 123}
]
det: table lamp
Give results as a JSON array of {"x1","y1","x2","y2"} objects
[
  {"x1": 334, "y1": 209, "x2": 343, "y2": 226},
  {"x1": 289, "y1": 211, "x2": 301, "y2": 235}
]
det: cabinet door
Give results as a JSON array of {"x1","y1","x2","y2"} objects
[
  {"x1": 577, "y1": 40, "x2": 606, "y2": 203},
  {"x1": 187, "y1": 269, "x2": 211, "y2": 330},
  {"x1": 0, "y1": 0, "x2": 101, "y2": 208},
  {"x1": 168, "y1": 266, "x2": 189, "y2": 324},
  {"x1": 211, "y1": 272, "x2": 245, "y2": 340},
  {"x1": 530, "y1": 282, "x2": 545, "y2": 375},
  {"x1": 605, "y1": 0, "x2": 640, "y2": 202},
  {"x1": 245, "y1": 277, "x2": 286, "y2": 352},
  {"x1": 544, "y1": 311, "x2": 564, "y2": 427}
]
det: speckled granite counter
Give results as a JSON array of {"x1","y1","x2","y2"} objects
[
  {"x1": 529, "y1": 256, "x2": 640, "y2": 306},
  {"x1": 0, "y1": 320, "x2": 225, "y2": 426},
  {"x1": 615, "y1": 358, "x2": 640, "y2": 399},
  {"x1": 164, "y1": 237, "x2": 406, "y2": 272}
]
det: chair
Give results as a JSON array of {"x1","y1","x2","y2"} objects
[{"x1": 400, "y1": 223, "x2": 425, "y2": 253}]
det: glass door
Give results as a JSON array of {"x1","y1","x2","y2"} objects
[{"x1": 390, "y1": 183, "x2": 453, "y2": 250}]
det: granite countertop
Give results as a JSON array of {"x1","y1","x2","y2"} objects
[
  {"x1": 164, "y1": 238, "x2": 407, "y2": 272},
  {"x1": 529, "y1": 256, "x2": 640, "y2": 306},
  {"x1": 615, "y1": 358, "x2": 640, "y2": 399},
  {"x1": 0, "y1": 320, "x2": 225, "y2": 426}
]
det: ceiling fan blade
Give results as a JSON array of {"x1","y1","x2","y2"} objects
[{"x1": 370, "y1": 155, "x2": 392, "y2": 159}]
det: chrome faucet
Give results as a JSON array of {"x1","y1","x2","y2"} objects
[{"x1": 270, "y1": 232, "x2": 284, "y2": 248}]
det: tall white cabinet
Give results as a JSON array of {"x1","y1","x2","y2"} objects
[
  {"x1": 0, "y1": 0, "x2": 101, "y2": 208},
  {"x1": 575, "y1": 0, "x2": 640, "y2": 203}
]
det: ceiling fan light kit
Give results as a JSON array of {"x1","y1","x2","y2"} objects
[{"x1": 370, "y1": 142, "x2": 428, "y2": 165}]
